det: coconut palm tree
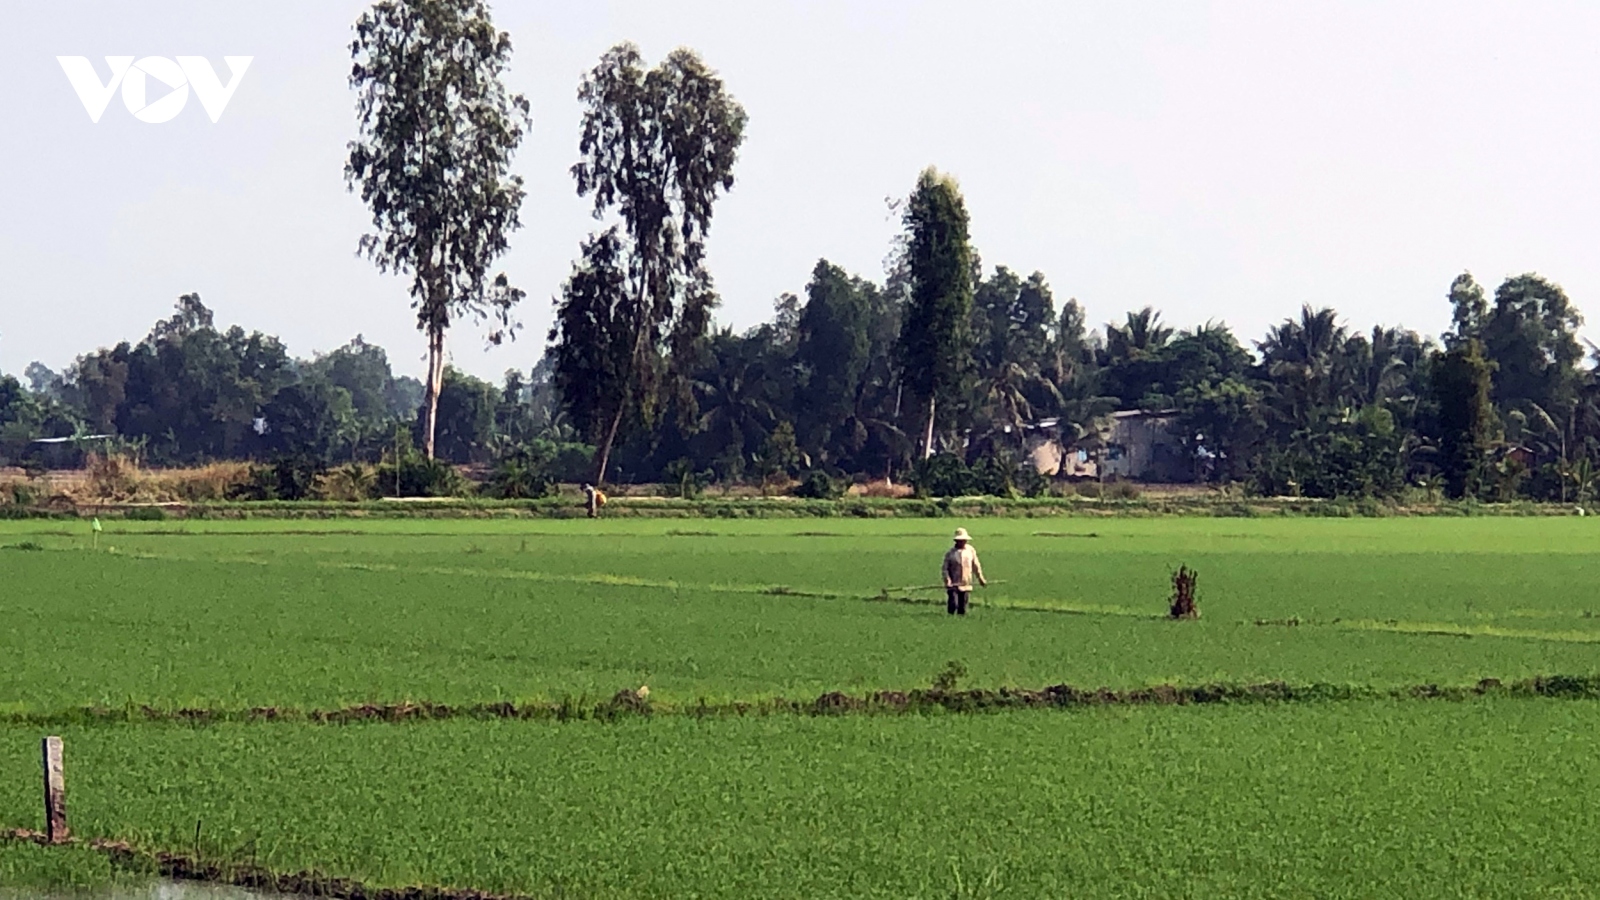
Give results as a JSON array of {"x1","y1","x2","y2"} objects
[
  {"x1": 693, "y1": 337, "x2": 777, "y2": 465},
  {"x1": 1104, "y1": 307, "x2": 1173, "y2": 364},
  {"x1": 972, "y1": 359, "x2": 1063, "y2": 453},
  {"x1": 1257, "y1": 305, "x2": 1347, "y2": 429}
]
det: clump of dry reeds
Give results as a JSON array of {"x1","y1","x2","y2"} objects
[{"x1": 64, "y1": 454, "x2": 254, "y2": 503}]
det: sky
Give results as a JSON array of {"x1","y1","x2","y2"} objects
[{"x1": 3, "y1": 1, "x2": 1600, "y2": 382}]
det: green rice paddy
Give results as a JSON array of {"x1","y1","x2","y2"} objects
[{"x1": 0, "y1": 516, "x2": 1596, "y2": 896}]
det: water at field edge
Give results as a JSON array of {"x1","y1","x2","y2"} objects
[{"x1": 0, "y1": 879, "x2": 306, "y2": 899}]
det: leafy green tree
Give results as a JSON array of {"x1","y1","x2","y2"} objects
[
  {"x1": 690, "y1": 329, "x2": 779, "y2": 474},
  {"x1": 518, "y1": 352, "x2": 576, "y2": 443},
  {"x1": 0, "y1": 376, "x2": 44, "y2": 463},
  {"x1": 1042, "y1": 298, "x2": 1113, "y2": 454},
  {"x1": 1431, "y1": 339, "x2": 1496, "y2": 499},
  {"x1": 554, "y1": 42, "x2": 747, "y2": 485},
  {"x1": 302, "y1": 336, "x2": 405, "y2": 454},
  {"x1": 1255, "y1": 410, "x2": 1404, "y2": 499},
  {"x1": 795, "y1": 260, "x2": 871, "y2": 461},
  {"x1": 23, "y1": 363, "x2": 67, "y2": 402},
  {"x1": 260, "y1": 379, "x2": 356, "y2": 463},
  {"x1": 835, "y1": 279, "x2": 908, "y2": 480},
  {"x1": 1165, "y1": 323, "x2": 1252, "y2": 388},
  {"x1": 427, "y1": 367, "x2": 498, "y2": 463},
  {"x1": 1444, "y1": 272, "x2": 1488, "y2": 349},
  {"x1": 492, "y1": 369, "x2": 535, "y2": 449},
  {"x1": 896, "y1": 167, "x2": 975, "y2": 459},
  {"x1": 303, "y1": 337, "x2": 393, "y2": 419},
  {"x1": 72, "y1": 346, "x2": 130, "y2": 435},
  {"x1": 1175, "y1": 376, "x2": 1266, "y2": 483},
  {"x1": 71, "y1": 294, "x2": 293, "y2": 463},
  {"x1": 1479, "y1": 274, "x2": 1584, "y2": 425},
  {"x1": 1047, "y1": 298, "x2": 1095, "y2": 388},
  {"x1": 346, "y1": 0, "x2": 531, "y2": 459},
  {"x1": 552, "y1": 231, "x2": 634, "y2": 464},
  {"x1": 387, "y1": 376, "x2": 425, "y2": 422},
  {"x1": 755, "y1": 420, "x2": 802, "y2": 492}
]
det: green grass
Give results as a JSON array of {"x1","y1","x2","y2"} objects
[
  {"x1": 0, "y1": 841, "x2": 141, "y2": 894},
  {"x1": 1, "y1": 699, "x2": 1597, "y2": 898},
  {"x1": 2, "y1": 518, "x2": 1599, "y2": 712},
  {"x1": 3, "y1": 517, "x2": 1600, "y2": 895}
]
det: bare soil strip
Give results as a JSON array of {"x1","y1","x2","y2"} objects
[{"x1": 3, "y1": 675, "x2": 1596, "y2": 729}]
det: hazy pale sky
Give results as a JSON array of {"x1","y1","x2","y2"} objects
[{"x1": 4, "y1": 1, "x2": 1600, "y2": 382}]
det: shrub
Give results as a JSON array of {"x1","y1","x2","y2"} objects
[
  {"x1": 969, "y1": 455, "x2": 1017, "y2": 498},
  {"x1": 230, "y1": 457, "x2": 328, "y2": 502},
  {"x1": 124, "y1": 506, "x2": 167, "y2": 521},
  {"x1": 910, "y1": 452, "x2": 1048, "y2": 499},
  {"x1": 662, "y1": 458, "x2": 713, "y2": 499},
  {"x1": 909, "y1": 453, "x2": 974, "y2": 498},
  {"x1": 792, "y1": 470, "x2": 844, "y2": 500},
  {"x1": 82, "y1": 453, "x2": 142, "y2": 501},
  {"x1": 1013, "y1": 464, "x2": 1049, "y2": 499},
  {"x1": 4, "y1": 482, "x2": 36, "y2": 507},
  {"x1": 270, "y1": 457, "x2": 325, "y2": 501},
  {"x1": 1106, "y1": 481, "x2": 1141, "y2": 500},
  {"x1": 854, "y1": 479, "x2": 914, "y2": 499},
  {"x1": 1253, "y1": 416, "x2": 1404, "y2": 499},
  {"x1": 45, "y1": 458, "x2": 256, "y2": 505},
  {"x1": 314, "y1": 463, "x2": 381, "y2": 502},
  {"x1": 547, "y1": 443, "x2": 596, "y2": 483},
  {"x1": 151, "y1": 462, "x2": 254, "y2": 502},
  {"x1": 485, "y1": 447, "x2": 557, "y2": 500},
  {"x1": 1067, "y1": 480, "x2": 1140, "y2": 500},
  {"x1": 375, "y1": 454, "x2": 467, "y2": 498},
  {"x1": 227, "y1": 466, "x2": 274, "y2": 502}
]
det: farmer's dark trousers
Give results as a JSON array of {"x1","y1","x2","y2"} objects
[{"x1": 947, "y1": 588, "x2": 970, "y2": 615}]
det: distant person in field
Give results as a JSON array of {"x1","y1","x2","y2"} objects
[
  {"x1": 943, "y1": 528, "x2": 986, "y2": 616},
  {"x1": 583, "y1": 483, "x2": 599, "y2": 519}
]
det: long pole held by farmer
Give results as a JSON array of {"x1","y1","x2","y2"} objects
[{"x1": 942, "y1": 528, "x2": 986, "y2": 616}]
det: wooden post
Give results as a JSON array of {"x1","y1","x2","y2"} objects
[{"x1": 42, "y1": 736, "x2": 67, "y2": 843}]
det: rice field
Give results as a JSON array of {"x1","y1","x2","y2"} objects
[{"x1": 0, "y1": 516, "x2": 1597, "y2": 896}]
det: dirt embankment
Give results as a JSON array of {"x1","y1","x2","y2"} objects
[{"x1": 8, "y1": 674, "x2": 1596, "y2": 729}]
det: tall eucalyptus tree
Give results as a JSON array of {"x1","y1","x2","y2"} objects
[
  {"x1": 346, "y1": 0, "x2": 530, "y2": 459},
  {"x1": 551, "y1": 43, "x2": 747, "y2": 485}
]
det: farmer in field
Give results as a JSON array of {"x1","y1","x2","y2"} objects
[
  {"x1": 583, "y1": 483, "x2": 601, "y2": 518},
  {"x1": 943, "y1": 527, "x2": 986, "y2": 616}
]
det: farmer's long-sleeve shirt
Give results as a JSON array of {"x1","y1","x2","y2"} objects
[{"x1": 942, "y1": 545, "x2": 984, "y2": 590}]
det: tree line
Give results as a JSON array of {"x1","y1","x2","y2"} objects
[
  {"x1": 4, "y1": 259, "x2": 1595, "y2": 503},
  {"x1": 5, "y1": 0, "x2": 1597, "y2": 503}
]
